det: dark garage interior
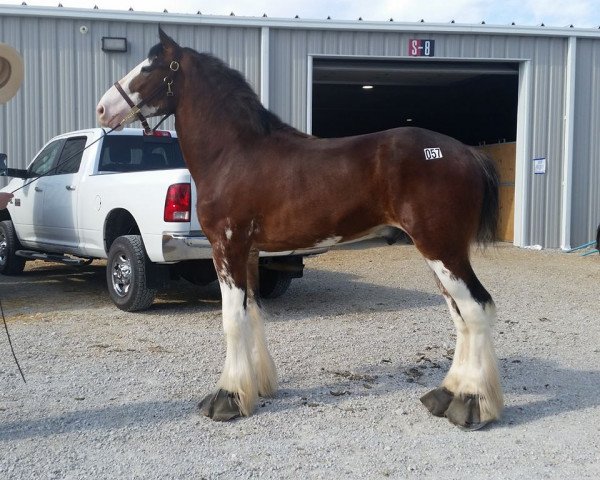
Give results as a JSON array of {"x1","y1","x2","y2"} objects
[{"x1": 312, "y1": 59, "x2": 519, "y2": 146}]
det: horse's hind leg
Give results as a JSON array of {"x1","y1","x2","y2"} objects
[
  {"x1": 420, "y1": 279, "x2": 467, "y2": 417},
  {"x1": 421, "y1": 256, "x2": 503, "y2": 430}
]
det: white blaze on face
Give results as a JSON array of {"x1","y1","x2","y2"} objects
[{"x1": 96, "y1": 58, "x2": 158, "y2": 129}]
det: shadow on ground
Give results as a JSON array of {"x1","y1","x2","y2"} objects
[
  {"x1": 0, "y1": 261, "x2": 443, "y2": 316},
  {"x1": 1, "y1": 356, "x2": 597, "y2": 440}
]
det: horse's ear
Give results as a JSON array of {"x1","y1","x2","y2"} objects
[{"x1": 158, "y1": 25, "x2": 180, "y2": 52}]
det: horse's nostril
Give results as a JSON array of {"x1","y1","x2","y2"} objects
[{"x1": 96, "y1": 104, "x2": 105, "y2": 116}]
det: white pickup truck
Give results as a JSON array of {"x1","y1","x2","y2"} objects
[{"x1": 0, "y1": 128, "x2": 324, "y2": 311}]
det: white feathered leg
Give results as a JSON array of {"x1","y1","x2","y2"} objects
[
  {"x1": 424, "y1": 259, "x2": 503, "y2": 427},
  {"x1": 216, "y1": 279, "x2": 258, "y2": 417}
]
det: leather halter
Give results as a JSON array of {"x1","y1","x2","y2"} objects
[
  {"x1": 113, "y1": 81, "x2": 152, "y2": 133},
  {"x1": 114, "y1": 60, "x2": 180, "y2": 134}
]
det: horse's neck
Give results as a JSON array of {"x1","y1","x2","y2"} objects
[
  {"x1": 176, "y1": 117, "x2": 310, "y2": 184},
  {"x1": 175, "y1": 63, "x2": 313, "y2": 174},
  {"x1": 175, "y1": 99, "x2": 301, "y2": 159}
]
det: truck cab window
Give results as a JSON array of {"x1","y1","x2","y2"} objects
[
  {"x1": 55, "y1": 137, "x2": 87, "y2": 174},
  {"x1": 28, "y1": 137, "x2": 87, "y2": 177},
  {"x1": 99, "y1": 135, "x2": 185, "y2": 172},
  {"x1": 28, "y1": 140, "x2": 63, "y2": 176}
]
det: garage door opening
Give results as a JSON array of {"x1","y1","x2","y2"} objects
[{"x1": 311, "y1": 58, "x2": 519, "y2": 241}]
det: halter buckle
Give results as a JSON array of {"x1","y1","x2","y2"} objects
[
  {"x1": 164, "y1": 77, "x2": 174, "y2": 96},
  {"x1": 170, "y1": 61, "x2": 180, "y2": 72}
]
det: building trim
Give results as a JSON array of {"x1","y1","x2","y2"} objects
[
  {"x1": 560, "y1": 36, "x2": 577, "y2": 250},
  {"x1": 260, "y1": 27, "x2": 270, "y2": 108},
  {"x1": 306, "y1": 55, "x2": 314, "y2": 134},
  {"x1": 2, "y1": 5, "x2": 600, "y2": 39},
  {"x1": 514, "y1": 60, "x2": 533, "y2": 247}
]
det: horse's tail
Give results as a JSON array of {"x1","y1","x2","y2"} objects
[{"x1": 470, "y1": 147, "x2": 500, "y2": 245}]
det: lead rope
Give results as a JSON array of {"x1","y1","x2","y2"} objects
[
  {"x1": 2, "y1": 126, "x2": 121, "y2": 381},
  {"x1": 9, "y1": 111, "x2": 171, "y2": 196},
  {"x1": 1, "y1": 297, "x2": 25, "y2": 382},
  {"x1": 2, "y1": 127, "x2": 117, "y2": 382},
  {"x1": 10, "y1": 59, "x2": 180, "y2": 195},
  {"x1": 3, "y1": 65, "x2": 179, "y2": 378},
  {"x1": 1, "y1": 126, "x2": 129, "y2": 380},
  {"x1": 9, "y1": 126, "x2": 118, "y2": 195}
]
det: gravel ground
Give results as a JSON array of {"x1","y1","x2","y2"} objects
[{"x1": 0, "y1": 241, "x2": 599, "y2": 479}]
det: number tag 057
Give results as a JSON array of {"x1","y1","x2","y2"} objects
[{"x1": 424, "y1": 148, "x2": 443, "y2": 160}]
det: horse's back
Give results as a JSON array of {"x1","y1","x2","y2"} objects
[
  {"x1": 299, "y1": 127, "x2": 482, "y2": 174},
  {"x1": 310, "y1": 126, "x2": 497, "y2": 248},
  {"x1": 248, "y1": 126, "x2": 497, "y2": 251}
]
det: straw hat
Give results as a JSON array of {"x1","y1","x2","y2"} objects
[{"x1": 0, "y1": 43, "x2": 24, "y2": 104}]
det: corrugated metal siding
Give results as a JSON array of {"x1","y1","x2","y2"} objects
[
  {"x1": 270, "y1": 29, "x2": 569, "y2": 246},
  {"x1": 2, "y1": 7, "x2": 599, "y2": 248},
  {"x1": 0, "y1": 16, "x2": 260, "y2": 174},
  {"x1": 525, "y1": 37, "x2": 567, "y2": 247},
  {"x1": 572, "y1": 39, "x2": 600, "y2": 247}
]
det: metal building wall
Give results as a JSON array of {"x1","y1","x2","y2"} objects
[
  {"x1": 1, "y1": 7, "x2": 599, "y2": 248},
  {"x1": 572, "y1": 39, "x2": 600, "y2": 247},
  {"x1": 0, "y1": 12, "x2": 261, "y2": 170},
  {"x1": 269, "y1": 29, "x2": 572, "y2": 247}
]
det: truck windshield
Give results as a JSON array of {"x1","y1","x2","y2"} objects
[{"x1": 98, "y1": 135, "x2": 186, "y2": 172}]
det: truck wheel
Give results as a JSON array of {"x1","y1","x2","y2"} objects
[
  {"x1": 0, "y1": 220, "x2": 26, "y2": 275},
  {"x1": 106, "y1": 235, "x2": 156, "y2": 312},
  {"x1": 259, "y1": 269, "x2": 293, "y2": 299}
]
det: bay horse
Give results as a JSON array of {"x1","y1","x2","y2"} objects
[{"x1": 97, "y1": 27, "x2": 503, "y2": 430}]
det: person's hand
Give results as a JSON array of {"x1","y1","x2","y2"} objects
[{"x1": 0, "y1": 192, "x2": 14, "y2": 209}]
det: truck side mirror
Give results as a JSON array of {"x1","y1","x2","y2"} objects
[
  {"x1": 0, "y1": 153, "x2": 7, "y2": 176},
  {"x1": 0, "y1": 154, "x2": 29, "y2": 178}
]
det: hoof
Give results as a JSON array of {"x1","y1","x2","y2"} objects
[
  {"x1": 445, "y1": 395, "x2": 491, "y2": 431},
  {"x1": 198, "y1": 389, "x2": 243, "y2": 421},
  {"x1": 420, "y1": 387, "x2": 454, "y2": 417}
]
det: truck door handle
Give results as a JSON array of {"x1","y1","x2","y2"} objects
[
  {"x1": 34, "y1": 186, "x2": 43, "y2": 192},
  {"x1": 66, "y1": 185, "x2": 76, "y2": 191}
]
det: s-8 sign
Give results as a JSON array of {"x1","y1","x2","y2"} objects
[{"x1": 408, "y1": 39, "x2": 435, "y2": 57}]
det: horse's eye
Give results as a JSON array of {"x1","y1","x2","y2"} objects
[{"x1": 141, "y1": 56, "x2": 159, "y2": 74}]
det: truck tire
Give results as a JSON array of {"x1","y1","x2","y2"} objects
[
  {"x1": 259, "y1": 268, "x2": 293, "y2": 299},
  {"x1": 106, "y1": 235, "x2": 156, "y2": 312},
  {"x1": 0, "y1": 220, "x2": 26, "y2": 275}
]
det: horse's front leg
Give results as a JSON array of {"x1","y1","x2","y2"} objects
[{"x1": 199, "y1": 240, "x2": 258, "y2": 421}]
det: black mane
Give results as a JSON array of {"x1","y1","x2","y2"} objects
[
  {"x1": 147, "y1": 42, "x2": 307, "y2": 139},
  {"x1": 187, "y1": 48, "x2": 307, "y2": 138}
]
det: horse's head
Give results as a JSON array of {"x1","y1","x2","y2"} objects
[{"x1": 96, "y1": 27, "x2": 182, "y2": 130}]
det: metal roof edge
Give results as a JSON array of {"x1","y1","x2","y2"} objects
[{"x1": 1, "y1": 4, "x2": 600, "y2": 39}]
